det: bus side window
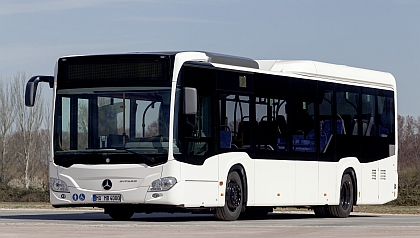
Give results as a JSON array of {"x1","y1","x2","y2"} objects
[
  {"x1": 336, "y1": 88, "x2": 361, "y2": 159},
  {"x1": 377, "y1": 94, "x2": 395, "y2": 158},
  {"x1": 289, "y1": 78, "x2": 317, "y2": 154},
  {"x1": 362, "y1": 92, "x2": 377, "y2": 162},
  {"x1": 219, "y1": 94, "x2": 251, "y2": 150},
  {"x1": 319, "y1": 87, "x2": 333, "y2": 154},
  {"x1": 362, "y1": 94, "x2": 375, "y2": 137},
  {"x1": 185, "y1": 95, "x2": 212, "y2": 156}
]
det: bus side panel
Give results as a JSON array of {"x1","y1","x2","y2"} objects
[
  {"x1": 182, "y1": 181, "x2": 219, "y2": 207},
  {"x1": 179, "y1": 156, "x2": 219, "y2": 207},
  {"x1": 378, "y1": 155, "x2": 398, "y2": 204},
  {"x1": 294, "y1": 161, "x2": 319, "y2": 205},
  {"x1": 254, "y1": 160, "x2": 295, "y2": 206},
  {"x1": 318, "y1": 162, "x2": 337, "y2": 205},
  {"x1": 360, "y1": 161, "x2": 379, "y2": 204},
  {"x1": 217, "y1": 152, "x2": 255, "y2": 207}
]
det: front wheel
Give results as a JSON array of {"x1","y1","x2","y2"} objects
[
  {"x1": 328, "y1": 173, "x2": 354, "y2": 218},
  {"x1": 214, "y1": 171, "x2": 243, "y2": 221}
]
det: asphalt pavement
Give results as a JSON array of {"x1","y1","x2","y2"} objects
[{"x1": 1, "y1": 209, "x2": 419, "y2": 237}]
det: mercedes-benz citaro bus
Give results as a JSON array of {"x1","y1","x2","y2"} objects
[{"x1": 25, "y1": 51, "x2": 397, "y2": 221}]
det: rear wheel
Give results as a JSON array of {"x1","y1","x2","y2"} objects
[
  {"x1": 214, "y1": 171, "x2": 243, "y2": 221},
  {"x1": 328, "y1": 173, "x2": 354, "y2": 218}
]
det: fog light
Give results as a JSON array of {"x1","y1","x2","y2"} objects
[{"x1": 152, "y1": 193, "x2": 163, "y2": 198}]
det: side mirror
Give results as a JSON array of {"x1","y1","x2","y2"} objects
[
  {"x1": 183, "y1": 87, "x2": 197, "y2": 115},
  {"x1": 25, "y1": 76, "x2": 54, "y2": 107}
]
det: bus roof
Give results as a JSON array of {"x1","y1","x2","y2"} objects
[
  {"x1": 58, "y1": 51, "x2": 396, "y2": 90},
  {"x1": 256, "y1": 60, "x2": 396, "y2": 89}
]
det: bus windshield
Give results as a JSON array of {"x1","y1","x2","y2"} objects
[{"x1": 53, "y1": 87, "x2": 172, "y2": 166}]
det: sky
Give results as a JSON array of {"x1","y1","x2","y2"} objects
[{"x1": 0, "y1": 0, "x2": 419, "y2": 116}]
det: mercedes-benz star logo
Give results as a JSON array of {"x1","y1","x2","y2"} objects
[{"x1": 102, "y1": 179, "x2": 112, "y2": 190}]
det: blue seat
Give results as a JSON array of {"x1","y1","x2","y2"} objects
[{"x1": 220, "y1": 131, "x2": 232, "y2": 149}]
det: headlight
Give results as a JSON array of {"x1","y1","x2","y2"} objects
[
  {"x1": 50, "y1": 177, "x2": 69, "y2": 193},
  {"x1": 148, "y1": 177, "x2": 177, "y2": 192}
]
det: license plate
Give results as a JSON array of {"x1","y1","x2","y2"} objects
[{"x1": 93, "y1": 194, "x2": 121, "y2": 202}]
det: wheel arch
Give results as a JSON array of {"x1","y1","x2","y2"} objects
[
  {"x1": 343, "y1": 167, "x2": 358, "y2": 206},
  {"x1": 228, "y1": 163, "x2": 248, "y2": 210}
]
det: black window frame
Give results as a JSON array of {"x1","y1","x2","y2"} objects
[{"x1": 174, "y1": 63, "x2": 396, "y2": 165}]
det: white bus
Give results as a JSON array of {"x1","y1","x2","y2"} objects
[{"x1": 25, "y1": 51, "x2": 397, "y2": 221}]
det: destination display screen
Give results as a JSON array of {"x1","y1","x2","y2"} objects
[{"x1": 57, "y1": 54, "x2": 173, "y2": 89}]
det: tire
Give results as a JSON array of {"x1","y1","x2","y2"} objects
[
  {"x1": 214, "y1": 171, "x2": 243, "y2": 221},
  {"x1": 313, "y1": 205, "x2": 330, "y2": 218},
  {"x1": 107, "y1": 208, "x2": 134, "y2": 221},
  {"x1": 328, "y1": 173, "x2": 354, "y2": 218}
]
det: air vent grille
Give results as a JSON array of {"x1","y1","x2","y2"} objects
[
  {"x1": 380, "y1": 170, "x2": 386, "y2": 180},
  {"x1": 372, "y1": 169, "x2": 377, "y2": 180}
]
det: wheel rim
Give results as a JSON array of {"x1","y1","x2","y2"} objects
[
  {"x1": 226, "y1": 179, "x2": 241, "y2": 212},
  {"x1": 340, "y1": 180, "x2": 351, "y2": 210}
]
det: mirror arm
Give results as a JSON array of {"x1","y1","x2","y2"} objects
[{"x1": 25, "y1": 75, "x2": 54, "y2": 107}]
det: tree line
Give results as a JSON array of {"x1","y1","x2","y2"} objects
[
  {"x1": 395, "y1": 115, "x2": 420, "y2": 204},
  {"x1": 0, "y1": 73, "x2": 50, "y2": 189},
  {"x1": 0, "y1": 73, "x2": 419, "y2": 204}
]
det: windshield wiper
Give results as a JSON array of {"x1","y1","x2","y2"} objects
[{"x1": 118, "y1": 148, "x2": 156, "y2": 163}]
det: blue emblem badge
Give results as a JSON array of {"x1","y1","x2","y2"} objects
[
  {"x1": 72, "y1": 194, "x2": 78, "y2": 201},
  {"x1": 79, "y1": 193, "x2": 85, "y2": 201}
]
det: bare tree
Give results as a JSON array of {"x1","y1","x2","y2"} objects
[
  {"x1": 397, "y1": 114, "x2": 420, "y2": 200},
  {"x1": 12, "y1": 72, "x2": 45, "y2": 188},
  {"x1": 40, "y1": 100, "x2": 52, "y2": 188},
  {"x1": 32, "y1": 129, "x2": 50, "y2": 188},
  {"x1": 0, "y1": 76, "x2": 15, "y2": 183},
  {"x1": 398, "y1": 115, "x2": 420, "y2": 170}
]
